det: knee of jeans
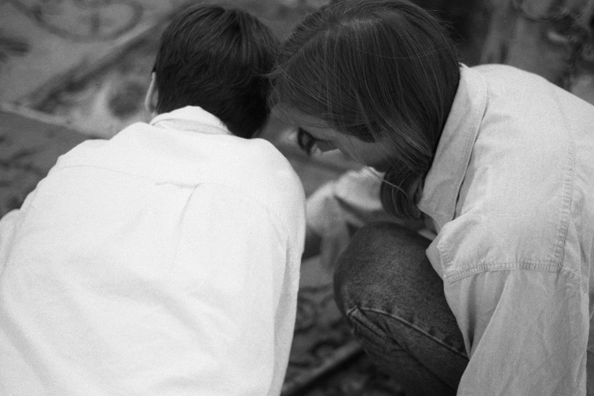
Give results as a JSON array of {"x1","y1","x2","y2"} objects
[
  {"x1": 334, "y1": 222, "x2": 401, "y2": 315},
  {"x1": 333, "y1": 222, "x2": 430, "y2": 317}
]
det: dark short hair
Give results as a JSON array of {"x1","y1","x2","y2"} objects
[
  {"x1": 271, "y1": 0, "x2": 460, "y2": 218},
  {"x1": 153, "y1": 4, "x2": 278, "y2": 138}
]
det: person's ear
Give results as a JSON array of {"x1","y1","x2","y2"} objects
[{"x1": 144, "y1": 72, "x2": 158, "y2": 114}]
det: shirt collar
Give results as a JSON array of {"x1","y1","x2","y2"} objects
[
  {"x1": 417, "y1": 65, "x2": 487, "y2": 231},
  {"x1": 149, "y1": 106, "x2": 231, "y2": 136}
]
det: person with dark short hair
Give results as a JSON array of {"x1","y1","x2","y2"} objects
[
  {"x1": 0, "y1": 5, "x2": 305, "y2": 395},
  {"x1": 150, "y1": 4, "x2": 275, "y2": 139}
]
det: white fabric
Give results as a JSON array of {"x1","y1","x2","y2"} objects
[
  {"x1": 0, "y1": 106, "x2": 306, "y2": 396},
  {"x1": 304, "y1": 64, "x2": 594, "y2": 395},
  {"x1": 306, "y1": 168, "x2": 429, "y2": 268},
  {"x1": 419, "y1": 65, "x2": 594, "y2": 395}
]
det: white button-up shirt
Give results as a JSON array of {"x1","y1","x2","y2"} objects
[
  {"x1": 0, "y1": 106, "x2": 306, "y2": 395},
  {"x1": 420, "y1": 65, "x2": 594, "y2": 395}
]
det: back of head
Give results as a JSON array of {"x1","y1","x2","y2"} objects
[
  {"x1": 154, "y1": 4, "x2": 278, "y2": 138},
  {"x1": 272, "y1": 0, "x2": 460, "y2": 218}
]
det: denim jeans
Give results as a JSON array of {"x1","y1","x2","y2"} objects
[{"x1": 334, "y1": 222, "x2": 469, "y2": 396}]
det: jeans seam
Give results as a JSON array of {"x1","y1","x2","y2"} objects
[{"x1": 346, "y1": 305, "x2": 467, "y2": 359}]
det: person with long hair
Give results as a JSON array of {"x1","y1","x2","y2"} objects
[{"x1": 272, "y1": 0, "x2": 594, "y2": 394}]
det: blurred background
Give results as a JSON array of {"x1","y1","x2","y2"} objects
[{"x1": 1, "y1": 0, "x2": 593, "y2": 394}]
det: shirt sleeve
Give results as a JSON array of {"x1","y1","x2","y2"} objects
[
  {"x1": 171, "y1": 183, "x2": 302, "y2": 396},
  {"x1": 446, "y1": 269, "x2": 588, "y2": 396},
  {"x1": 306, "y1": 168, "x2": 386, "y2": 234},
  {"x1": 306, "y1": 168, "x2": 397, "y2": 268},
  {"x1": 0, "y1": 209, "x2": 20, "y2": 272},
  {"x1": 0, "y1": 188, "x2": 37, "y2": 273},
  {"x1": 307, "y1": 168, "x2": 431, "y2": 268}
]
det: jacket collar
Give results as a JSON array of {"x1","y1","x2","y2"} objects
[{"x1": 417, "y1": 65, "x2": 488, "y2": 231}]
